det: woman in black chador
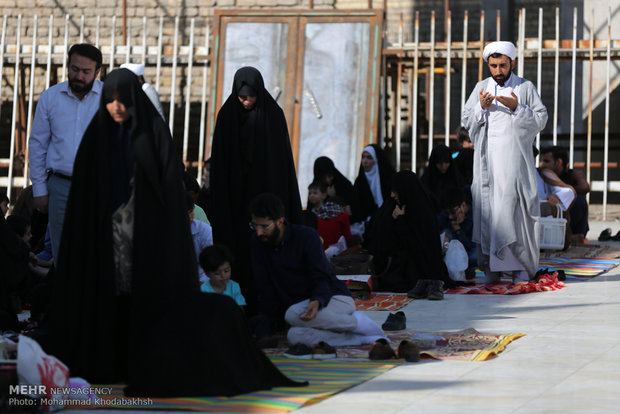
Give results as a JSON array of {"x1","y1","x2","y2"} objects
[
  {"x1": 46, "y1": 69, "x2": 302, "y2": 397},
  {"x1": 366, "y1": 170, "x2": 450, "y2": 299},
  {"x1": 420, "y1": 144, "x2": 466, "y2": 213},
  {"x1": 210, "y1": 67, "x2": 302, "y2": 311},
  {"x1": 353, "y1": 144, "x2": 396, "y2": 222}
]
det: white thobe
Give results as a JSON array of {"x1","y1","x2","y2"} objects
[
  {"x1": 483, "y1": 75, "x2": 525, "y2": 271},
  {"x1": 462, "y1": 73, "x2": 548, "y2": 276}
]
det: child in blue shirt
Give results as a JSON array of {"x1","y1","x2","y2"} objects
[{"x1": 199, "y1": 245, "x2": 246, "y2": 307}]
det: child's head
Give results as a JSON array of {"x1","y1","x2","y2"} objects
[
  {"x1": 6, "y1": 214, "x2": 32, "y2": 244},
  {"x1": 307, "y1": 181, "x2": 328, "y2": 206},
  {"x1": 456, "y1": 126, "x2": 472, "y2": 149},
  {"x1": 441, "y1": 187, "x2": 467, "y2": 224},
  {"x1": 199, "y1": 245, "x2": 234, "y2": 288}
]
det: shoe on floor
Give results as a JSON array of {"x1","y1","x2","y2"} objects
[
  {"x1": 381, "y1": 311, "x2": 406, "y2": 331},
  {"x1": 556, "y1": 270, "x2": 566, "y2": 281},
  {"x1": 407, "y1": 279, "x2": 429, "y2": 299},
  {"x1": 368, "y1": 338, "x2": 396, "y2": 360},
  {"x1": 312, "y1": 341, "x2": 337, "y2": 360},
  {"x1": 283, "y1": 343, "x2": 313, "y2": 359},
  {"x1": 612, "y1": 231, "x2": 620, "y2": 241},
  {"x1": 397, "y1": 340, "x2": 420, "y2": 362},
  {"x1": 598, "y1": 228, "x2": 612, "y2": 241},
  {"x1": 427, "y1": 280, "x2": 444, "y2": 300}
]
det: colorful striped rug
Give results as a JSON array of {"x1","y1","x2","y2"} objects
[
  {"x1": 466, "y1": 255, "x2": 620, "y2": 284},
  {"x1": 354, "y1": 293, "x2": 413, "y2": 311},
  {"x1": 68, "y1": 359, "x2": 398, "y2": 412},
  {"x1": 538, "y1": 256, "x2": 620, "y2": 279}
]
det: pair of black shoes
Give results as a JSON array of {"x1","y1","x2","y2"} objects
[
  {"x1": 407, "y1": 280, "x2": 444, "y2": 300},
  {"x1": 599, "y1": 228, "x2": 620, "y2": 242},
  {"x1": 368, "y1": 338, "x2": 420, "y2": 362},
  {"x1": 534, "y1": 267, "x2": 566, "y2": 281}
]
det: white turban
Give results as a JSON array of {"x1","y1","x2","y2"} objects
[
  {"x1": 120, "y1": 63, "x2": 145, "y2": 76},
  {"x1": 483, "y1": 41, "x2": 516, "y2": 61}
]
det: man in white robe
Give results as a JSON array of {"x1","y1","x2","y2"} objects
[
  {"x1": 462, "y1": 41, "x2": 548, "y2": 283},
  {"x1": 120, "y1": 62, "x2": 166, "y2": 121}
]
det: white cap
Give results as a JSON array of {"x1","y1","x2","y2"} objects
[
  {"x1": 120, "y1": 63, "x2": 145, "y2": 76},
  {"x1": 483, "y1": 41, "x2": 517, "y2": 61}
]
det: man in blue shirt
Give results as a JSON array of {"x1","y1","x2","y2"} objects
[
  {"x1": 29, "y1": 44, "x2": 103, "y2": 262},
  {"x1": 249, "y1": 193, "x2": 383, "y2": 347}
]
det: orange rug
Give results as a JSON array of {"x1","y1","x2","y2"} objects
[{"x1": 355, "y1": 293, "x2": 413, "y2": 311}]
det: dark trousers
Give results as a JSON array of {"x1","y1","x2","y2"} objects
[{"x1": 569, "y1": 194, "x2": 589, "y2": 236}]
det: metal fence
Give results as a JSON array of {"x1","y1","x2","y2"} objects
[
  {"x1": 383, "y1": 6, "x2": 619, "y2": 219},
  {"x1": 0, "y1": 13, "x2": 210, "y2": 197},
  {"x1": 1, "y1": 6, "x2": 619, "y2": 217}
]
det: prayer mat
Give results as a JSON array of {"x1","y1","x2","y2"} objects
[
  {"x1": 463, "y1": 255, "x2": 620, "y2": 287},
  {"x1": 541, "y1": 243, "x2": 620, "y2": 260},
  {"x1": 263, "y1": 328, "x2": 523, "y2": 362},
  {"x1": 66, "y1": 359, "x2": 398, "y2": 412},
  {"x1": 538, "y1": 256, "x2": 620, "y2": 279},
  {"x1": 446, "y1": 271, "x2": 565, "y2": 295},
  {"x1": 354, "y1": 293, "x2": 413, "y2": 311}
]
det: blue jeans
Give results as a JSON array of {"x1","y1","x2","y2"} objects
[{"x1": 47, "y1": 174, "x2": 71, "y2": 263}]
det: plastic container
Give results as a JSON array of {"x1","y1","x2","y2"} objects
[{"x1": 539, "y1": 201, "x2": 566, "y2": 251}]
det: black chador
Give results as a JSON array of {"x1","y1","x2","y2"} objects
[
  {"x1": 210, "y1": 67, "x2": 302, "y2": 312},
  {"x1": 46, "y1": 68, "x2": 303, "y2": 397}
]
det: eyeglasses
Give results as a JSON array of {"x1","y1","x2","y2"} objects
[{"x1": 249, "y1": 221, "x2": 275, "y2": 231}]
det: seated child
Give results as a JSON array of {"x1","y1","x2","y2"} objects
[
  {"x1": 437, "y1": 187, "x2": 477, "y2": 275},
  {"x1": 186, "y1": 193, "x2": 213, "y2": 282},
  {"x1": 307, "y1": 181, "x2": 352, "y2": 250},
  {"x1": 199, "y1": 245, "x2": 246, "y2": 307}
]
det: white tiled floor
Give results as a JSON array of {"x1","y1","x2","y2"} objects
[{"x1": 296, "y1": 220, "x2": 620, "y2": 414}]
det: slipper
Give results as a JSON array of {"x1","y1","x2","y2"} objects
[
  {"x1": 611, "y1": 231, "x2": 620, "y2": 242},
  {"x1": 397, "y1": 340, "x2": 420, "y2": 362},
  {"x1": 368, "y1": 338, "x2": 396, "y2": 360},
  {"x1": 598, "y1": 228, "x2": 612, "y2": 241}
]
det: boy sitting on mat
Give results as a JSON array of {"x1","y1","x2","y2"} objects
[{"x1": 199, "y1": 244, "x2": 246, "y2": 308}]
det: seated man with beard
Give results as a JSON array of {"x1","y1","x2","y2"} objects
[{"x1": 249, "y1": 193, "x2": 383, "y2": 350}]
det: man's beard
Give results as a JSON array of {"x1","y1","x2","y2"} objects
[
  {"x1": 259, "y1": 226, "x2": 281, "y2": 248},
  {"x1": 69, "y1": 77, "x2": 95, "y2": 95},
  {"x1": 492, "y1": 73, "x2": 507, "y2": 86}
]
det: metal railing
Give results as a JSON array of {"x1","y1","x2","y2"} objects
[
  {"x1": 0, "y1": 13, "x2": 210, "y2": 198},
  {"x1": 0, "y1": 6, "x2": 619, "y2": 218},
  {"x1": 384, "y1": 6, "x2": 619, "y2": 219}
]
